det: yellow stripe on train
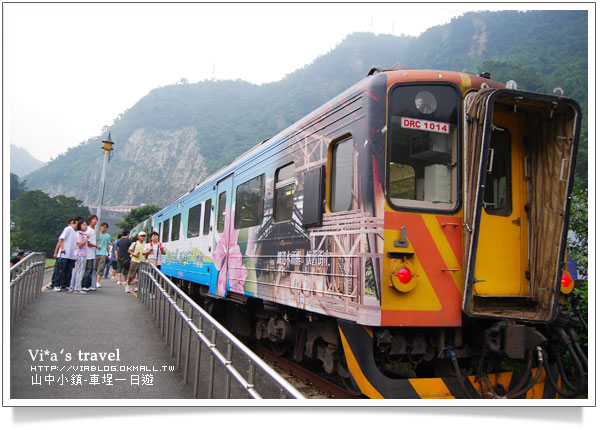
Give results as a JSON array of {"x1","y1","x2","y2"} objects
[
  {"x1": 382, "y1": 211, "x2": 463, "y2": 326},
  {"x1": 409, "y1": 379, "x2": 455, "y2": 399}
]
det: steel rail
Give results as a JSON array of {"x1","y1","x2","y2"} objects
[
  {"x1": 138, "y1": 262, "x2": 305, "y2": 399},
  {"x1": 9, "y1": 252, "x2": 46, "y2": 322},
  {"x1": 252, "y1": 343, "x2": 359, "y2": 399}
]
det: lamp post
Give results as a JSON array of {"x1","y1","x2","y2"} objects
[{"x1": 96, "y1": 132, "x2": 115, "y2": 234}]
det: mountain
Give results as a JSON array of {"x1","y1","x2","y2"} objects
[
  {"x1": 23, "y1": 10, "x2": 588, "y2": 207},
  {"x1": 10, "y1": 144, "x2": 45, "y2": 178}
]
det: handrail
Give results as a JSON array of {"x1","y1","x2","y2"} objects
[
  {"x1": 10, "y1": 252, "x2": 46, "y2": 322},
  {"x1": 138, "y1": 262, "x2": 305, "y2": 399}
]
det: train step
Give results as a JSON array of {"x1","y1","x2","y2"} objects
[{"x1": 472, "y1": 294, "x2": 536, "y2": 309}]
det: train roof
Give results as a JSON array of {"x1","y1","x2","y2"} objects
[{"x1": 383, "y1": 68, "x2": 504, "y2": 90}]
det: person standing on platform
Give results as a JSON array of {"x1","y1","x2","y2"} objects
[
  {"x1": 82, "y1": 214, "x2": 100, "y2": 292},
  {"x1": 143, "y1": 231, "x2": 166, "y2": 271},
  {"x1": 69, "y1": 219, "x2": 91, "y2": 294},
  {"x1": 56, "y1": 217, "x2": 81, "y2": 291},
  {"x1": 116, "y1": 230, "x2": 132, "y2": 287},
  {"x1": 126, "y1": 231, "x2": 146, "y2": 293},
  {"x1": 95, "y1": 222, "x2": 111, "y2": 288},
  {"x1": 104, "y1": 241, "x2": 112, "y2": 279},
  {"x1": 104, "y1": 240, "x2": 113, "y2": 279},
  {"x1": 109, "y1": 234, "x2": 122, "y2": 281},
  {"x1": 50, "y1": 219, "x2": 75, "y2": 291}
]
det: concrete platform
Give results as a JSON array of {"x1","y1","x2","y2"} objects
[{"x1": 10, "y1": 272, "x2": 193, "y2": 400}]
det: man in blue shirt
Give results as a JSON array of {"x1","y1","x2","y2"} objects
[{"x1": 95, "y1": 222, "x2": 111, "y2": 288}]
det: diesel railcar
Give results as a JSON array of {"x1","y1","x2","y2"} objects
[{"x1": 134, "y1": 68, "x2": 585, "y2": 399}]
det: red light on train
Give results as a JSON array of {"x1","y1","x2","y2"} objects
[
  {"x1": 561, "y1": 273, "x2": 572, "y2": 288},
  {"x1": 397, "y1": 267, "x2": 412, "y2": 284}
]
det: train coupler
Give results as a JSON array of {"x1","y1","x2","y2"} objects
[{"x1": 484, "y1": 321, "x2": 547, "y2": 359}]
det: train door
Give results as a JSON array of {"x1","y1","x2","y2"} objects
[
  {"x1": 463, "y1": 89, "x2": 580, "y2": 322},
  {"x1": 210, "y1": 174, "x2": 234, "y2": 297},
  {"x1": 473, "y1": 109, "x2": 529, "y2": 297}
]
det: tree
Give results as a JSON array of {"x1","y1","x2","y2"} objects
[
  {"x1": 11, "y1": 190, "x2": 90, "y2": 254},
  {"x1": 10, "y1": 173, "x2": 27, "y2": 200},
  {"x1": 116, "y1": 204, "x2": 161, "y2": 232},
  {"x1": 568, "y1": 189, "x2": 588, "y2": 278},
  {"x1": 567, "y1": 189, "x2": 588, "y2": 350}
]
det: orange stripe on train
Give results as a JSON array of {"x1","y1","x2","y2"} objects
[
  {"x1": 383, "y1": 212, "x2": 462, "y2": 326},
  {"x1": 435, "y1": 215, "x2": 463, "y2": 266}
]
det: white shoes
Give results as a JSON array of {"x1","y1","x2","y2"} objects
[
  {"x1": 124, "y1": 284, "x2": 130, "y2": 293},
  {"x1": 96, "y1": 282, "x2": 101, "y2": 288}
]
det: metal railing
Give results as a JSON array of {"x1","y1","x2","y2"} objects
[
  {"x1": 10, "y1": 252, "x2": 46, "y2": 322},
  {"x1": 138, "y1": 262, "x2": 305, "y2": 399}
]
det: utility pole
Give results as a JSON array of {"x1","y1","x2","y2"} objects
[{"x1": 96, "y1": 131, "x2": 115, "y2": 235}]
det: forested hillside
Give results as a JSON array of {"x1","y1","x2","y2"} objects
[
  {"x1": 10, "y1": 144, "x2": 45, "y2": 177},
  {"x1": 24, "y1": 10, "x2": 588, "y2": 206}
]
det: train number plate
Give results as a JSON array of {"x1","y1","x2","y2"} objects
[{"x1": 401, "y1": 117, "x2": 450, "y2": 134}]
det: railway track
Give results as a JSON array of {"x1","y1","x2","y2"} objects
[{"x1": 251, "y1": 343, "x2": 362, "y2": 399}]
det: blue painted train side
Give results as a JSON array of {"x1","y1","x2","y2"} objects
[{"x1": 139, "y1": 72, "x2": 384, "y2": 316}]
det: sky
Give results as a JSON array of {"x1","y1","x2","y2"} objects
[{"x1": 3, "y1": 2, "x2": 590, "y2": 164}]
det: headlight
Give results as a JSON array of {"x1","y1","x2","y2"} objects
[{"x1": 415, "y1": 91, "x2": 437, "y2": 114}]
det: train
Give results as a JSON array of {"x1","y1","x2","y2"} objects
[{"x1": 132, "y1": 67, "x2": 586, "y2": 399}]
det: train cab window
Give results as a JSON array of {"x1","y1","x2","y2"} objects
[
  {"x1": 274, "y1": 163, "x2": 295, "y2": 222},
  {"x1": 217, "y1": 192, "x2": 227, "y2": 233},
  {"x1": 483, "y1": 128, "x2": 512, "y2": 216},
  {"x1": 162, "y1": 219, "x2": 170, "y2": 242},
  {"x1": 389, "y1": 163, "x2": 417, "y2": 199},
  {"x1": 330, "y1": 137, "x2": 354, "y2": 212},
  {"x1": 203, "y1": 198, "x2": 212, "y2": 235},
  {"x1": 187, "y1": 203, "x2": 202, "y2": 238},
  {"x1": 387, "y1": 84, "x2": 460, "y2": 212},
  {"x1": 235, "y1": 174, "x2": 265, "y2": 229},
  {"x1": 171, "y1": 214, "x2": 181, "y2": 241}
]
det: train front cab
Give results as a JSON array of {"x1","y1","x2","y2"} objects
[{"x1": 339, "y1": 79, "x2": 581, "y2": 399}]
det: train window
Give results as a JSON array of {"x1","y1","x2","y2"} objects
[
  {"x1": 162, "y1": 218, "x2": 170, "y2": 243},
  {"x1": 330, "y1": 137, "x2": 354, "y2": 212},
  {"x1": 274, "y1": 163, "x2": 295, "y2": 222},
  {"x1": 187, "y1": 203, "x2": 202, "y2": 238},
  {"x1": 235, "y1": 174, "x2": 265, "y2": 229},
  {"x1": 171, "y1": 214, "x2": 181, "y2": 241},
  {"x1": 389, "y1": 163, "x2": 416, "y2": 199},
  {"x1": 483, "y1": 128, "x2": 512, "y2": 216},
  {"x1": 203, "y1": 198, "x2": 212, "y2": 235},
  {"x1": 217, "y1": 192, "x2": 227, "y2": 233},
  {"x1": 387, "y1": 84, "x2": 460, "y2": 212}
]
